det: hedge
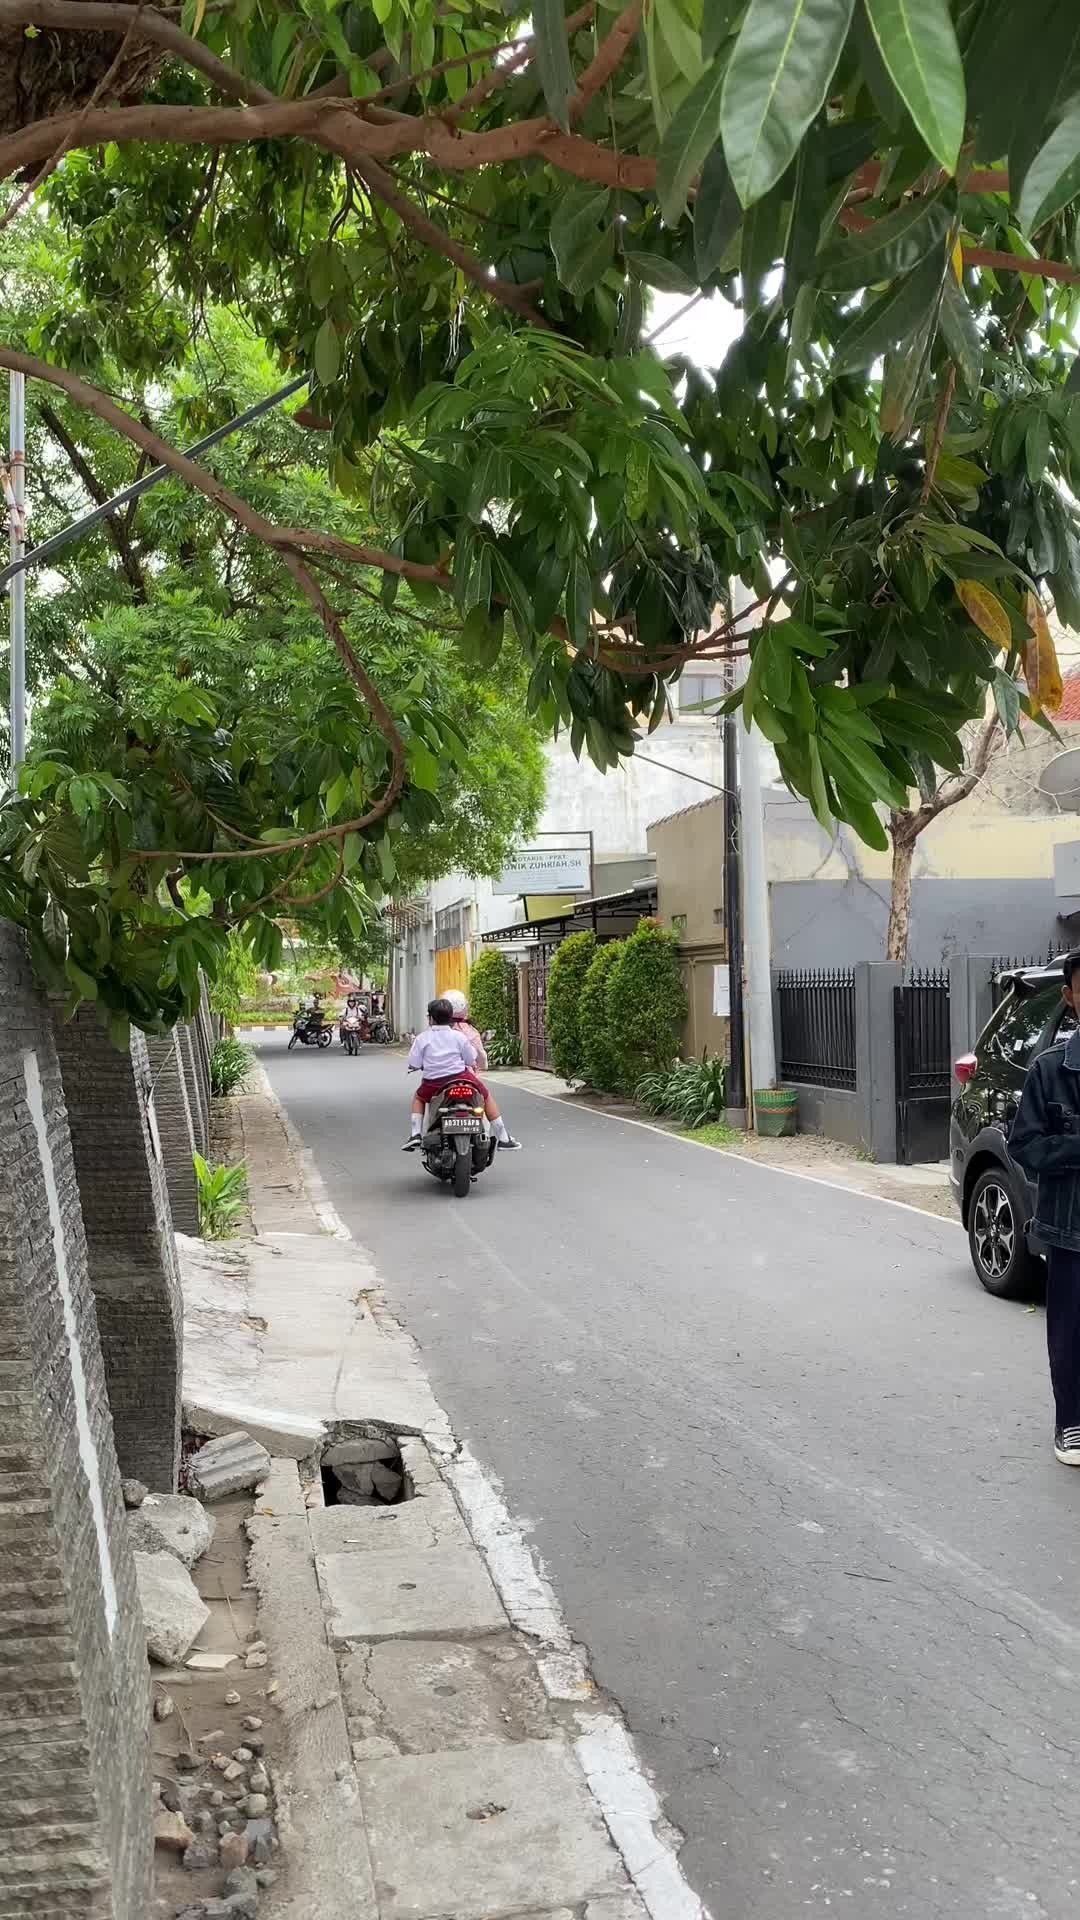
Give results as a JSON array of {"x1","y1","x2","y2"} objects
[
  {"x1": 606, "y1": 921, "x2": 687, "y2": 1087},
  {"x1": 579, "y1": 942, "x2": 624, "y2": 1093},
  {"x1": 545, "y1": 930, "x2": 596, "y2": 1081},
  {"x1": 468, "y1": 948, "x2": 519, "y2": 1067}
]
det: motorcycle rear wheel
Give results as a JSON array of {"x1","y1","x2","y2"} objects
[{"x1": 318, "y1": 1029, "x2": 332, "y2": 1048}]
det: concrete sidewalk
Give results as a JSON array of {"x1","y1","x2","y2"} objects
[{"x1": 178, "y1": 1066, "x2": 704, "y2": 1920}]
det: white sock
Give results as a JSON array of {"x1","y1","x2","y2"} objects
[
  {"x1": 410, "y1": 1114, "x2": 422, "y2": 1137},
  {"x1": 493, "y1": 1117, "x2": 510, "y2": 1143}
]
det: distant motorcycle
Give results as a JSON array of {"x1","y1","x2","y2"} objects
[
  {"x1": 340, "y1": 1006, "x2": 363, "y2": 1056},
  {"x1": 288, "y1": 1005, "x2": 332, "y2": 1050},
  {"x1": 418, "y1": 1080, "x2": 496, "y2": 1199}
]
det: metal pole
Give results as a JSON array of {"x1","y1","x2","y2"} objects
[
  {"x1": 8, "y1": 371, "x2": 25, "y2": 781},
  {"x1": 722, "y1": 691, "x2": 747, "y2": 1126},
  {"x1": 731, "y1": 580, "x2": 776, "y2": 1103},
  {"x1": 0, "y1": 373, "x2": 307, "y2": 594}
]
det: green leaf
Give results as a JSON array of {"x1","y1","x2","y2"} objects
[
  {"x1": 694, "y1": 145, "x2": 742, "y2": 276},
  {"x1": 720, "y1": 0, "x2": 855, "y2": 208},
  {"x1": 992, "y1": 668, "x2": 1022, "y2": 733},
  {"x1": 657, "y1": 60, "x2": 727, "y2": 224},
  {"x1": 550, "y1": 187, "x2": 614, "y2": 296},
  {"x1": 702, "y1": 0, "x2": 738, "y2": 62},
  {"x1": 1018, "y1": 98, "x2": 1080, "y2": 235},
  {"x1": 1026, "y1": 408, "x2": 1051, "y2": 486},
  {"x1": 65, "y1": 955, "x2": 98, "y2": 1001},
  {"x1": 806, "y1": 734, "x2": 833, "y2": 828},
  {"x1": 623, "y1": 249, "x2": 698, "y2": 293},
  {"x1": 833, "y1": 244, "x2": 945, "y2": 372},
  {"x1": 314, "y1": 317, "x2": 341, "y2": 387},
  {"x1": 532, "y1": 0, "x2": 576, "y2": 130},
  {"x1": 408, "y1": 740, "x2": 441, "y2": 792},
  {"x1": 741, "y1": 174, "x2": 786, "y2": 311},
  {"x1": 938, "y1": 271, "x2": 982, "y2": 394},
  {"x1": 655, "y1": 0, "x2": 703, "y2": 80},
  {"x1": 815, "y1": 193, "x2": 949, "y2": 290},
  {"x1": 863, "y1": 0, "x2": 964, "y2": 173}
]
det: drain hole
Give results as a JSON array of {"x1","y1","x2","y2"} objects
[{"x1": 321, "y1": 1435, "x2": 406, "y2": 1507}]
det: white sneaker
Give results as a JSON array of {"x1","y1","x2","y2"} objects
[{"x1": 1054, "y1": 1427, "x2": 1080, "y2": 1465}]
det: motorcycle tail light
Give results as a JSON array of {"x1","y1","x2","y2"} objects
[
  {"x1": 954, "y1": 1053, "x2": 978, "y2": 1085},
  {"x1": 445, "y1": 1082, "x2": 476, "y2": 1101}
]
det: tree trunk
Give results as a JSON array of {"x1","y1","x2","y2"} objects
[{"x1": 886, "y1": 811, "x2": 918, "y2": 965}]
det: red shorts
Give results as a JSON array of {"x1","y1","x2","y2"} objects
[{"x1": 417, "y1": 1071, "x2": 489, "y2": 1105}]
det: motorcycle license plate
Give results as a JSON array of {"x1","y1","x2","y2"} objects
[{"x1": 443, "y1": 1115, "x2": 481, "y2": 1132}]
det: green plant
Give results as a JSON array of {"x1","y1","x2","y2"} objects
[
  {"x1": 210, "y1": 1035, "x2": 255, "y2": 1098},
  {"x1": 193, "y1": 1153, "x2": 249, "y2": 1239},
  {"x1": 545, "y1": 932, "x2": 596, "y2": 1083},
  {"x1": 607, "y1": 923, "x2": 688, "y2": 1089},
  {"x1": 468, "y1": 949, "x2": 518, "y2": 1064},
  {"x1": 578, "y1": 942, "x2": 624, "y2": 1093},
  {"x1": 208, "y1": 932, "x2": 259, "y2": 1028},
  {"x1": 637, "y1": 1056, "x2": 728, "y2": 1128},
  {"x1": 687, "y1": 1123, "x2": 743, "y2": 1150}
]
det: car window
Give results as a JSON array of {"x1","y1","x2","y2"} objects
[{"x1": 990, "y1": 985, "x2": 1063, "y2": 1066}]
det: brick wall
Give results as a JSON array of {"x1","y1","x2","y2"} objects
[
  {"x1": 145, "y1": 1031, "x2": 200, "y2": 1235},
  {"x1": 0, "y1": 922, "x2": 153, "y2": 1918},
  {"x1": 52, "y1": 1010, "x2": 182, "y2": 1492}
]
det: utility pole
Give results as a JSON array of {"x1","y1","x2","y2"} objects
[
  {"x1": 732, "y1": 581, "x2": 776, "y2": 1099},
  {"x1": 722, "y1": 673, "x2": 747, "y2": 1127},
  {"x1": 7, "y1": 371, "x2": 25, "y2": 784}
]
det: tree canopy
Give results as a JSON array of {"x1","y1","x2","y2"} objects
[{"x1": 4, "y1": 0, "x2": 1080, "y2": 1017}]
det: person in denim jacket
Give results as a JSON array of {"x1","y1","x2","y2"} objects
[{"x1": 1010, "y1": 950, "x2": 1080, "y2": 1465}]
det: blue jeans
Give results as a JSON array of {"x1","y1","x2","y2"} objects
[{"x1": 1046, "y1": 1247, "x2": 1080, "y2": 1430}]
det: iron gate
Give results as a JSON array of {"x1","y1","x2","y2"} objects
[
  {"x1": 525, "y1": 944, "x2": 555, "y2": 1070},
  {"x1": 894, "y1": 968, "x2": 951, "y2": 1165}
]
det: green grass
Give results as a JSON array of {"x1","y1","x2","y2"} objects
[{"x1": 682, "y1": 1121, "x2": 743, "y2": 1148}]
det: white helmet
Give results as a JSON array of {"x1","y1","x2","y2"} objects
[{"x1": 444, "y1": 989, "x2": 469, "y2": 1018}]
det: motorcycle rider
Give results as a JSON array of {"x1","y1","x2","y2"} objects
[{"x1": 402, "y1": 996, "x2": 522, "y2": 1151}]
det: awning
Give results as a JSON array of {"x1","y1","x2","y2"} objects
[{"x1": 482, "y1": 880, "x2": 658, "y2": 946}]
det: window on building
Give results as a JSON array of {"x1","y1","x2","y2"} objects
[{"x1": 678, "y1": 674, "x2": 725, "y2": 715}]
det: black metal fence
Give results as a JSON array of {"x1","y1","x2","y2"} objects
[
  {"x1": 990, "y1": 946, "x2": 1059, "y2": 1007},
  {"x1": 776, "y1": 968, "x2": 857, "y2": 1089}
]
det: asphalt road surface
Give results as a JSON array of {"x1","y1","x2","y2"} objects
[{"x1": 257, "y1": 1033, "x2": 1080, "y2": 1919}]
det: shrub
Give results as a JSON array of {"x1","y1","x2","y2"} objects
[
  {"x1": 194, "y1": 1153, "x2": 249, "y2": 1238},
  {"x1": 210, "y1": 1035, "x2": 255, "y2": 1098},
  {"x1": 468, "y1": 949, "x2": 518, "y2": 1064},
  {"x1": 579, "y1": 942, "x2": 624, "y2": 1092},
  {"x1": 636, "y1": 1056, "x2": 728, "y2": 1127},
  {"x1": 209, "y1": 931, "x2": 259, "y2": 1027},
  {"x1": 545, "y1": 931, "x2": 596, "y2": 1081},
  {"x1": 606, "y1": 921, "x2": 688, "y2": 1087}
]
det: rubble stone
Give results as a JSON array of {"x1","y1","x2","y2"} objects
[
  {"x1": 188, "y1": 1431, "x2": 271, "y2": 1500},
  {"x1": 219, "y1": 1829, "x2": 250, "y2": 1872},
  {"x1": 122, "y1": 1477, "x2": 149, "y2": 1508},
  {"x1": 135, "y1": 1551, "x2": 210, "y2": 1666},
  {"x1": 153, "y1": 1691, "x2": 175, "y2": 1722},
  {"x1": 129, "y1": 1492, "x2": 215, "y2": 1568},
  {"x1": 152, "y1": 1808, "x2": 194, "y2": 1852}
]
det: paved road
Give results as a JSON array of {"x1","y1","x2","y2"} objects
[{"x1": 257, "y1": 1033, "x2": 1080, "y2": 1919}]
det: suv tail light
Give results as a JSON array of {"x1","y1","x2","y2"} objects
[{"x1": 954, "y1": 1053, "x2": 978, "y2": 1085}]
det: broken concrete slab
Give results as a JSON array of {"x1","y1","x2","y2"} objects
[
  {"x1": 317, "y1": 1543, "x2": 506, "y2": 1643},
  {"x1": 307, "y1": 1487, "x2": 471, "y2": 1558},
  {"x1": 324, "y1": 1437, "x2": 399, "y2": 1468},
  {"x1": 355, "y1": 1739, "x2": 628, "y2": 1920},
  {"x1": 184, "y1": 1397, "x2": 327, "y2": 1462},
  {"x1": 128, "y1": 1492, "x2": 215, "y2": 1568},
  {"x1": 135, "y1": 1551, "x2": 210, "y2": 1666},
  {"x1": 189, "y1": 1431, "x2": 272, "y2": 1501},
  {"x1": 340, "y1": 1636, "x2": 552, "y2": 1753}
]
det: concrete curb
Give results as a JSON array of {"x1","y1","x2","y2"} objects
[{"x1": 249, "y1": 1058, "x2": 352, "y2": 1241}]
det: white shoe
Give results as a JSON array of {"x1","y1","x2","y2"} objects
[{"x1": 1054, "y1": 1428, "x2": 1080, "y2": 1465}]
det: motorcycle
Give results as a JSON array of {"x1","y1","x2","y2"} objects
[
  {"x1": 419, "y1": 1080, "x2": 496, "y2": 1198},
  {"x1": 340, "y1": 1007, "x2": 364, "y2": 1056},
  {"x1": 288, "y1": 1005, "x2": 333, "y2": 1050}
]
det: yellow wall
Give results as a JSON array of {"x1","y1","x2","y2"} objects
[
  {"x1": 435, "y1": 947, "x2": 469, "y2": 997},
  {"x1": 764, "y1": 804, "x2": 1080, "y2": 886}
]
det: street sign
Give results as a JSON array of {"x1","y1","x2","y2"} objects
[{"x1": 494, "y1": 847, "x2": 591, "y2": 895}]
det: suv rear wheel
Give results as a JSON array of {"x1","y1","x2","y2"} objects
[{"x1": 968, "y1": 1167, "x2": 1041, "y2": 1299}]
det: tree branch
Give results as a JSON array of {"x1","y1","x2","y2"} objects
[
  {"x1": 920, "y1": 363, "x2": 956, "y2": 505},
  {"x1": 569, "y1": 1, "x2": 641, "y2": 121},
  {"x1": 38, "y1": 401, "x2": 148, "y2": 599},
  {"x1": 353, "y1": 155, "x2": 547, "y2": 324}
]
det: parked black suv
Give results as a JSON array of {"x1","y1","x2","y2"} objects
[{"x1": 951, "y1": 963, "x2": 1076, "y2": 1297}]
